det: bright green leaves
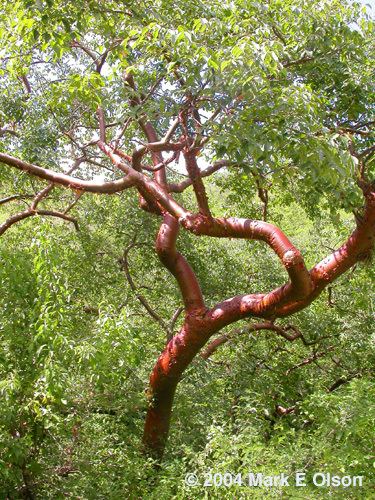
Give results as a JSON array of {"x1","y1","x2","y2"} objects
[
  {"x1": 0, "y1": 0, "x2": 373, "y2": 217},
  {"x1": 65, "y1": 72, "x2": 105, "y2": 108}
]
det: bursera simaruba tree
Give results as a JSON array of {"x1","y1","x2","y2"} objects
[{"x1": 0, "y1": 1, "x2": 375, "y2": 459}]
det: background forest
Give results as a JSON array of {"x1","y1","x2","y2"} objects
[{"x1": 0, "y1": 0, "x2": 374, "y2": 498}]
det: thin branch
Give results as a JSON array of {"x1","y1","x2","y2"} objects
[
  {"x1": 337, "y1": 127, "x2": 372, "y2": 136},
  {"x1": 163, "y1": 118, "x2": 180, "y2": 143},
  {"x1": 0, "y1": 152, "x2": 135, "y2": 194},
  {"x1": 71, "y1": 40, "x2": 99, "y2": 63},
  {"x1": 0, "y1": 209, "x2": 37, "y2": 235},
  {"x1": 168, "y1": 160, "x2": 236, "y2": 192},
  {"x1": 120, "y1": 240, "x2": 169, "y2": 333},
  {"x1": 283, "y1": 55, "x2": 315, "y2": 68},
  {"x1": 113, "y1": 117, "x2": 133, "y2": 148},
  {"x1": 271, "y1": 25, "x2": 287, "y2": 45},
  {"x1": 0, "y1": 161, "x2": 83, "y2": 235},
  {"x1": 169, "y1": 306, "x2": 184, "y2": 333},
  {"x1": 201, "y1": 321, "x2": 322, "y2": 359},
  {"x1": 183, "y1": 150, "x2": 212, "y2": 217},
  {"x1": 140, "y1": 76, "x2": 165, "y2": 105},
  {"x1": 35, "y1": 210, "x2": 79, "y2": 230},
  {"x1": 254, "y1": 176, "x2": 269, "y2": 221},
  {"x1": 63, "y1": 191, "x2": 84, "y2": 215},
  {"x1": 285, "y1": 346, "x2": 335, "y2": 375},
  {"x1": 328, "y1": 372, "x2": 363, "y2": 392},
  {"x1": 359, "y1": 144, "x2": 375, "y2": 159},
  {"x1": 71, "y1": 39, "x2": 122, "y2": 74},
  {"x1": 97, "y1": 106, "x2": 107, "y2": 143},
  {"x1": 275, "y1": 405, "x2": 295, "y2": 416},
  {"x1": 0, "y1": 207, "x2": 78, "y2": 235},
  {"x1": 0, "y1": 194, "x2": 34, "y2": 205}
]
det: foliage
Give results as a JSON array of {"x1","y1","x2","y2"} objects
[
  {"x1": 0, "y1": 197, "x2": 374, "y2": 497},
  {"x1": 0, "y1": 0, "x2": 374, "y2": 497}
]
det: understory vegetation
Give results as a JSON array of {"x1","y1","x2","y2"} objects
[{"x1": 1, "y1": 193, "x2": 374, "y2": 498}]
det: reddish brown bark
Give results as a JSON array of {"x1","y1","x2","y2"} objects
[
  {"x1": 0, "y1": 152, "x2": 135, "y2": 193},
  {"x1": 183, "y1": 150, "x2": 212, "y2": 217},
  {"x1": 143, "y1": 319, "x2": 213, "y2": 457}
]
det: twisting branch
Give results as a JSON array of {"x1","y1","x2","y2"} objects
[
  {"x1": 97, "y1": 141, "x2": 186, "y2": 217},
  {"x1": 0, "y1": 194, "x2": 34, "y2": 205},
  {"x1": 0, "y1": 202, "x2": 79, "y2": 235},
  {"x1": 144, "y1": 151, "x2": 179, "y2": 173},
  {"x1": 0, "y1": 17, "x2": 374, "y2": 464},
  {"x1": 201, "y1": 321, "x2": 325, "y2": 359},
  {"x1": 183, "y1": 149, "x2": 212, "y2": 217},
  {"x1": 2, "y1": 144, "x2": 375, "y2": 331},
  {"x1": 71, "y1": 38, "x2": 122, "y2": 74},
  {"x1": 156, "y1": 214, "x2": 205, "y2": 313},
  {"x1": 275, "y1": 190, "x2": 375, "y2": 317},
  {"x1": 180, "y1": 215, "x2": 312, "y2": 319}
]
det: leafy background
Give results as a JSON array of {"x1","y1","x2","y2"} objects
[{"x1": 0, "y1": 0, "x2": 374, "y2": 497}]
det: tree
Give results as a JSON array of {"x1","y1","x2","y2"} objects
[{"x1": 0, "y1": 0, "x2": 374, "y2": 462}]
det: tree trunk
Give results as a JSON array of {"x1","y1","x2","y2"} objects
[{"x1": 142, "y1": 320, "x2": 212, "y2": 460}]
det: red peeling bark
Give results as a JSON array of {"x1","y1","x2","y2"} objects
[
  {"x1": 143, "y1": 319, "x2": 213, "y2": 457},
  {"x1": 156, "y1": 215, "x2": 204, "y2": 312}
]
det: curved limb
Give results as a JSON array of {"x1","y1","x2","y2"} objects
[
  {"x1": 0, "y1": 152, "x2": 135, "y2": 194},
  {"x1": 0, "y1": 161, "x2": 82, "y2": 235},
  {"x1": 0, "y1": 208, "x2": 78, "y2": 235},
  {"x1": 156, "y1": 214, "x2": 205, "y2": 314}
]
